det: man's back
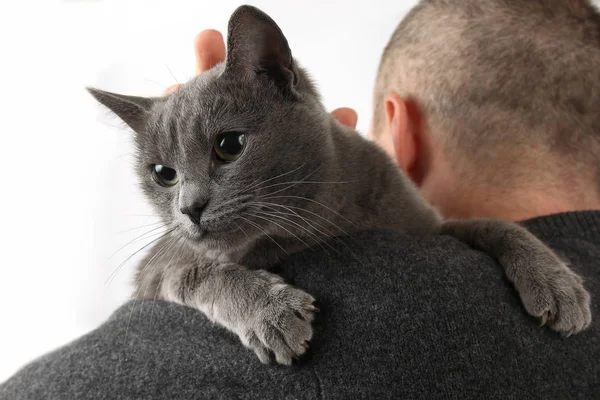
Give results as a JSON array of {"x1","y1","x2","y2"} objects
[{"x1": 1, "y1": 211, "x2": 599, "y2": 399}]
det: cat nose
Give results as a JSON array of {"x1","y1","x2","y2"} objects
[{"x1": 180, "y1": 199, "x2": 207, "y2": 225}]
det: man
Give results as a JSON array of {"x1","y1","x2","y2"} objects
[{"x1": 2, "y1": 1, "x2": 598, "y2": 399}]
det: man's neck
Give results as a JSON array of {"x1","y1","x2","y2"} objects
[
  {"x1": 434, "y1": 185, "x2": 600, "y2": 222},
  {"x1": 371, "y1": 134, "x2": 600, "y2": 222}
]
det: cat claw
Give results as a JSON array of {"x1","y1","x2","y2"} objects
[
  {"x1": 540, "y1": 312, "x2": 549, "y2": 327},
  {"x1": 561, "y1": 329, "x2": 575, "y2": 338}
]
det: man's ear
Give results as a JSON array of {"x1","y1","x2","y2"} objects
[
  {"x1": 386, "y1": 93, "x2": 422, "y2": 183},
  {"x1": 86, "y1": 87, "x2": 156, "y2": 133},
  {"x1": 224, "y1": 5, "x2": 296, "y2": 90}
]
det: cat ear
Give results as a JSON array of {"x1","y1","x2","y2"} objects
[
  {"x1": 225, "y1": 5, "x2": 296, "y2": 89},
  {"x1": 87, "y1": 87, "x2": 155, "y2": 133}
]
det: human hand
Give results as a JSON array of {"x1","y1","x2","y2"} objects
[{"x1": 163, "y1": 30, "x2": 358, "y2": 129}]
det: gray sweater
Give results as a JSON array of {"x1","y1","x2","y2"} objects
[{"x1": 1, "y1": 211, "x2": 599, "y2": 399}]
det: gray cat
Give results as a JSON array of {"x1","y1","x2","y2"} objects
[{"x1": 88, "y1": 5, "x2": 592, "y2": 365}]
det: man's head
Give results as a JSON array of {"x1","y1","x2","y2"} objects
[{"x1": 371, "y1": 0, "x2": 600, "y2": 219}]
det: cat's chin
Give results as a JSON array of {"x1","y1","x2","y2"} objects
[
  {"x1": 182, "y1": 226, "x2": 244, "y2": 250},
  {"x1": 185, "y1": 229, "x2": 207, "y2": 241}
]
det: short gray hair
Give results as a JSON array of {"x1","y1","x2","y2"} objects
[{"x1": 374, "y1": 0, "x2": 600, "y2": 189}]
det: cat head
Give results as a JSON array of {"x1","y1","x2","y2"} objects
[{"x1": 89, "y1": 6, "x2": 335, "y2": 253}]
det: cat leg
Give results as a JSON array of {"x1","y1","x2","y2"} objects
[
  {"x1": 160, "y1": 260, "x2": 316, "y2": 365},
  {"x1": 440, "y1": 219, "x2": 592, "y2": 336}
]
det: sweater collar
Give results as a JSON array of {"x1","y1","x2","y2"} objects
[{"x1": 520, "y1": 210, "x2": 600, "y2": 242}]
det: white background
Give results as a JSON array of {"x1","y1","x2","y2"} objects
[{"x1": 0, "y1": 0, "x2": 420, "y2": 383}]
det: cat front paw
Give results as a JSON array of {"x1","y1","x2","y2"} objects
[
  {"x1": 241, "y1": 284, "x2": 317, "y2": 365},
  {"x1": 518, "y1": 264, "x2": 592, "y2": 336}
]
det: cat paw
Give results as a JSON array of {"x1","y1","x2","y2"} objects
[
  {"x1": 518, "y1": 265, "x2": 592, "y2": 336},
  {"x1": 241, "y1": 284, "x2": 316, "y2": 365}
]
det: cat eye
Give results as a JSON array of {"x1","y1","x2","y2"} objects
[
  {"x1": 214, "y1": 131, "x2": 246, "y2": 162},
  {"x1": 152, "y1": 164, "x2": 179, "y2": 186}
]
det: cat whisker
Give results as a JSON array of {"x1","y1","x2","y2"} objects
[
  {"x1": 238, "y1": 216, "x2": 288, "y2": 254},
  {"x1": 122, "y1": 215, "x2": 154, "y2": 239},
  {"x1": 261, "y1": 195, "x2": 357, "y2": 228},
  {"x1": 247, "y1": 212, "x2": 311, "y2": 249},
  {"x1": 251, "y1": 202, "x2": 334, "y2": 239},
  {"x1": 257, "y1": 179, "x2": 357, "y2": 192},
  {"x1": 226, "y1": 163, "x2": 319, "y2": 201},
  {"x1": 249, "y1": 209, "x2": 332, "y2": 256},
  {"x1": 123, "y1": 214, "x2": 162, "y2": 218},
  {"x1": 108, "y1": 225, "x2": 169, "y2": 260},
  {"x1": 210, "y1": 195, "x2": 254, "y2": 214},
  {"x1": 253, "y1": 201, "x2": 353, "y2": 239},
  {"x1": 250, "y1": 208, "x2": 319, "y2": 240},
  {"x1": 252, "y1": 201, "x2": 362, "y2": 264},
  {"x1": 256, "y1": 166, "x2": 323, "y2": 198},
  {"x1": 242, "y1": 162, "x2": 307, "y2": 193},
  {"x1": 115, "y1": 221, "x2": 166, "y2": 235},
  {"x1": 100, "y1": 121, "x2": 134, "y2": 134},
  {"x1": 233, "y1": 221, "x2": 251, "y2": 240},
  {"x1": 105, "y1": 228, "x2": 176, "y2": 286},
  {"x1": 165, "y1": 64, "x2": 180, "y2": 85},
  {"x1": 217, "y1": 179, "x2": 263, "y2": 204},
  {"x1": 250, "y1": 205, "x2": 351, "y2": 259},
  {"x1": 144, "y1": 78, "x2": 169, "y2": 91}
]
